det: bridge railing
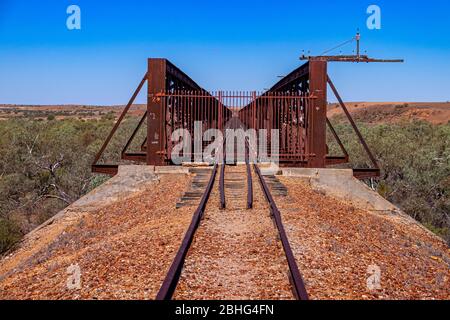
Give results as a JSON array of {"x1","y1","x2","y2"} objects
[
  {"x1": 92, "y1": 59, "x2": 232, "y2": 175},
  {"x1": 238, "y1": 91, "x2": 317, "y2": 164},
  {"x1": 148, "y1": 90, "x2": 232, "y2": 163}
]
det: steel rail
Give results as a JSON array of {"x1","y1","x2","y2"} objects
[
  {"x1": 219, "y1": 163, "x2": 226, "y2": 209},
  {"x1": 245, "y1": 141, "x2": 253, "y2": 209},
  {"x1": 219, "y1": 138, "x2": 227, "y2": 210},
  {"x1": 253, "y1": 164, "x2": 309, "y2": 300},
  {"x1": 155, "y1": 164, "x2": 218, "y2": 300},
  {"x1": 246, "y1": 163, "x2": 253, "y2": 209}
]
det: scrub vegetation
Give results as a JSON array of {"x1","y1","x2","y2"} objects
[{"x1": 0, "y1": 109, "x2": 449, "y2": 254}]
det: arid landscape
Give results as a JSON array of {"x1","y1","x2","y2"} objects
[
  {"x1": 1, "y1": 0, "x2": 450, "y2": 305},
  {"x1": 2, "y1": 102, "x2": 449, "y2": 124},
  {"x1": 328, "y1": 102, "x2": 450, "y2": 125},
  {"x1": 0, "y1": 100, "x2": 449, "y2": 301},
  {"x1": 0, "y1": 104, "x2": 147, "y2": 121}
]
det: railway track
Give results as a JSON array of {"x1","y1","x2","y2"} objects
[
  {"x1": 156, "y1": 130, "x2": 308, "y2": 300},
  {"x1": 155, "y1": 164, "x2": 218, "y2": 300},
  {"x1": 253, "y1": 164, "x2": 309, "y2": 300},
  {"x1": 219, "y1": 150, "x2": 253, "y2": 210}
]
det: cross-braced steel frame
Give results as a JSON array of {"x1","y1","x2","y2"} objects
[{"x1": 92, "y1": 58, "x2": 380, "y2": 179}]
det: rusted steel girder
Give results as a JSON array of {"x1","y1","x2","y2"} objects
[
  {"x1": 147, "y1": 59, "x2": 231, "y2": 165},
  {"x1": 147, "y1": 59, "x2": 166, "y2": 166},
  {"x1": 236, "y1": 60, "x2": 379, "y2": 178},
  {"x1": 92, "y1": 57, "x2": 380, "y2": 180},
  {"x1": 238, "y1": 92, "x2": 316, "y2": 164},
  {"x1": 147, "y1": 59, "x2": 207, "y2": 165},
  {"x1": 237, "y1": 61, "x2": 328, "y2": 168},
  {"x1": 150, "y1": 90, "x2": 231, "y2": 164},
  {"x1": 307, "y1": 60, "x2": 328, "y2": 168}
]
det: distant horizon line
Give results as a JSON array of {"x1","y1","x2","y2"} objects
[{"x1": 1, "y1": 101, "x2": 450, "y2": 107}]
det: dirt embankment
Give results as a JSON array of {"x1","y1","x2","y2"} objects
[
  {"x1": 0, "y1": 174, "x2": 191, "y2": 300},
  {"x1": 0, "y1": 167, "x2": 448, "y2": 300},
  {"x1": 276, "y1": 177, "x2": 450, "y2": 300}
]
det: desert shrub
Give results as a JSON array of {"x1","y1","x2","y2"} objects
[
  {"x1": 0, "y1": 117, "x2": 141, "y2": 253},
  {"x1": 101, "y1": 111, "x2": 116, "y2": 121}
]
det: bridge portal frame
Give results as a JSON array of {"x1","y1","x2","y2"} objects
[{"x1": 91, "y1": 58, "x2": 380, "y2": 179}]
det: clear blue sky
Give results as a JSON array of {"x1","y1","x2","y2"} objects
[{"x1": 0, "y1": 0, "x2": 449, "y2": 105}]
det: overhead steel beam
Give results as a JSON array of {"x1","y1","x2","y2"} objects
[
  {"x1": 301, "y1": 55, "x2": 404, "y2": 63},
  {"x1": 270, "y1": 62, "x2": 310, "y2": 92}
]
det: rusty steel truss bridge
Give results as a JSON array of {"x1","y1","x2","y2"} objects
[{"x1": 92, "y1": 53, "x2": 402, "y2": 179}]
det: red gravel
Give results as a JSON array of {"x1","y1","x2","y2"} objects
[
  {"x1": 276, "y1": 177, "x2": 450, "y2": 300},
  {"x1": 2, "y1": 169, "x2": 447, "y2": 300}
]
